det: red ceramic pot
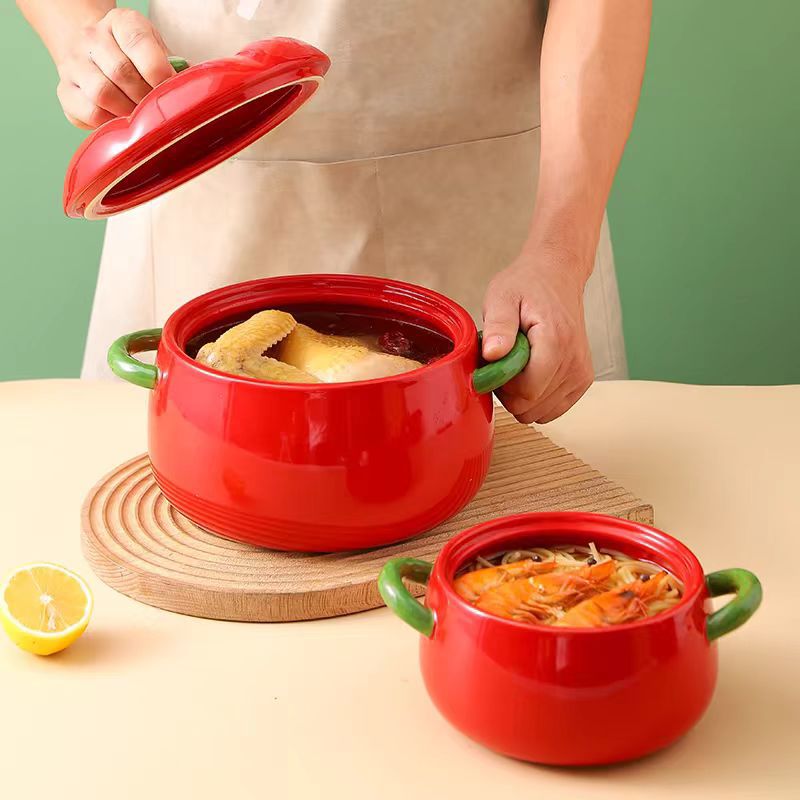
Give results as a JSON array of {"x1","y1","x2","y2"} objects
[
  {"x1": 108, "y1": 275, "x2": 529, "y2": 551},
  {"x1": 379, "y1": 512, "x2": 762, "y2": 765}
]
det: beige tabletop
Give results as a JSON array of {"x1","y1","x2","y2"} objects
[{"x1": 0, "y1": 379, "x2": 796, "y2": 799}]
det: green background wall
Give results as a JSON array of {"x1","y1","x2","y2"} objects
[{"x1": 1, "y1": 1, "x2": 797, "y2": 383}]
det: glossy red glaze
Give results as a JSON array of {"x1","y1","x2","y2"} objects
[
  {"x1": 150, "y1": 275, "x2": 494, "y2": 551},
  {"x1": 421, "y1": 513, "x2": 717, "y2": 765},
  {"x1": 63, "y1": 38, "x2": 329, "y2": 219}
]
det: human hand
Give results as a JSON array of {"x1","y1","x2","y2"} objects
[
  {"x1": 56, "y1": 8, "x2": 174, "y2": 129},
  {"x1": 482, "y1": 248, "x2": 594, "y2": 424}
]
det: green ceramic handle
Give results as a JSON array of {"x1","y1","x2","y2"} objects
[
  {"x1": 168, "y1": 56, "x2": 190, "y2": 73},
  {"x1": 378, "y1": 558, "x2": 435, "y2": 637},
  {"x1": 705, "y1": 568, "x2": 762, "y2": 641},
  {"x1": 107, "y1": 329, "x2": 161, "y2": 389},
  {"x1": 472, "y1": 332, "x2": 530, "y2": 394}
]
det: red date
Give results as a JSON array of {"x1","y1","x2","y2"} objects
[{"x1": 378, "y1": 330, "x2": 413, "y2": 358}]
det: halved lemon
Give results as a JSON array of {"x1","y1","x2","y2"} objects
[{"x1": 0, "y1": 563, "x2": 93, "y2": 655}]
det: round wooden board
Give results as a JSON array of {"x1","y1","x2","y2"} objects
[
  {"x1": 80, "y1": 454, "x2": 435, "y2": 622},
  {"x1": 80, "y1": 411, "x2": 653, "y2": 622}
]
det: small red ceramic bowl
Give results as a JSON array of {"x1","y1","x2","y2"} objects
[
  {"x1": 379, "y1": 512, "x2": 761, "y2": 766},
  {"x1": 107, "y1": 274, "x2": 529, "y2": 551}
]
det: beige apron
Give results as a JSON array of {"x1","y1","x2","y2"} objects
[{"x1": 81, "y1": 0, "x2": 627, "y2": 380}]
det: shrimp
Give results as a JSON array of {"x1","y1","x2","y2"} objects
[
  {"x1": 555, "y1": 572, "x2": 673, "y2": 628},
  {"x1": 454, "y1": 559, "x2": 558, "y2": 603},
  {"x1": 474, "y1": 561, "x2": 616, "y2": 623}
]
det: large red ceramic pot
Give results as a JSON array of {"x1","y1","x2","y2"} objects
[
  {"x1": 379, "y1": 512, "x2": 762, "y2": 765},
  {"x1": 107, "y1": 275, "x2": 529, "y2": 552}
]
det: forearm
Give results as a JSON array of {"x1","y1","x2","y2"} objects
[
  {"x1": 529, "y1": 0, "x2": 652, "y2": 281},
  {"x1": 17, "y1": 0, "x2": 116, "y2": 64}
]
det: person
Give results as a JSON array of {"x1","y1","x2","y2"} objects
[{"x1": 18, "y1": 0, "x2": 651, "y2": 423}]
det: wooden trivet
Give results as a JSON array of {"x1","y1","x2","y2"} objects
[{"x1": 81, "y1": 410, "x2": 653, "y2": 622}]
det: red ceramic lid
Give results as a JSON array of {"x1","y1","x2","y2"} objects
[{"x1": 63, "y1": 38, "x2": 330, "y2": 219}]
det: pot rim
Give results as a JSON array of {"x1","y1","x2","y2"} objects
[
  {"x1": 160, "y1": 273, "x2": 478, "y2": 389},
  {"x1": 435, "y1": 512, "x2": 707, "y2": 635}
]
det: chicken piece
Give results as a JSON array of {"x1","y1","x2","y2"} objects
[
  {"x1": 197, "y1": 310, "x2": 321, "y2": 382},
  {"x1": 235, "y1": 355, "x2": 319, "y2": 383},
  {"x1": 276, "y1": 324, "x2": 421, "y2": 382}
]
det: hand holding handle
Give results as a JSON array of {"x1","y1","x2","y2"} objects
[{"x1": 472, "y1": 332, "x2": 530, "y2": 395}]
